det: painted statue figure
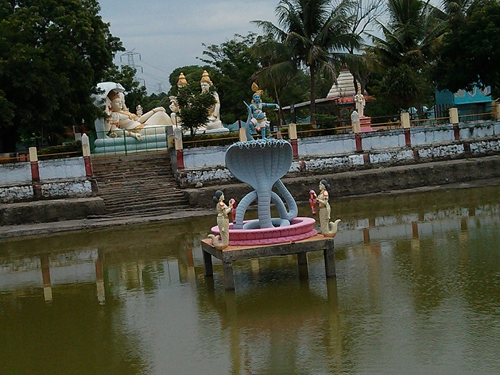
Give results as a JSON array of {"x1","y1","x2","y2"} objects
[
  {"x1": 245, "y1": 82, "x2": 279, "y2": 139},
  {"x1": 309, "y1": 190, "x2": 317, "y2": 215},
  {"x1": 208, "y1": 190, "x2": 235, "y2": 250},
  {"x1": 354, "y1": 83, "x2": 366, "y2": 118},
  {"x1": 315, "y1": 179, "x2": 341, "y2": 237}
]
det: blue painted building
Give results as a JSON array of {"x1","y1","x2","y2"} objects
[{"x1": 435, "y1": 86, "x2": 492, "y2": 118}]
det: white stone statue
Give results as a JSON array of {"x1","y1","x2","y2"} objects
[
  {"x1": 198, "y1": 70, "x2": 227, "y2": 133},
  {"x1": 169, "y1": 95, "x2": 181, "y2": 126},
  {"x1": 97, "y1": 82, "x2": 173, "y2": 141},
  {"x1": 207, "y1": 190, "x2": 235, "y2": 250},
  {"x1": 354, "y1": 83, "x2": 366, "y2": 118}
]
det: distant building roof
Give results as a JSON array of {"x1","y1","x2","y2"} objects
[{"x1": 282, "y1": 69, "x2": 374, "y2": 110}]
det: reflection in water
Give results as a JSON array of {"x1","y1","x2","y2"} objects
[{"x1": 1, "y1": 186, "x2": 500, "y2": 373}]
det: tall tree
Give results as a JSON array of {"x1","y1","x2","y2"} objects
[
  {"x1": 434, "y1": 0, "x2": 500, "y2": 98},
  {"x1": 0, "y1": 0, "x2": 123, "y2": 151},
  {"x1": 176, "y1": 84, "x2": 216, "y2": 139},
  {"x1": 254, "y1": 0, "x2": 360, "y2": 125},
  {"x1": 367, "y1": 0, "x2": 445, "y2": 110},
  {"x1": 347, "y1": 0, "x2": 385, "y2": 90},
  {"x1": 198, "y1": 33, "x2": 261, "y2": 124},
  {"x1": 251, "y1": 34, "x2": 298, "y2": 125}
]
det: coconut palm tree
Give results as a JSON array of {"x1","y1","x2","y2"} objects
[
  {"x1": 253, "y1": 0, "x2": 360, "y2": 125},
  {"x1": 367, "y1": 0, "x2": 446, "y2": 110}
]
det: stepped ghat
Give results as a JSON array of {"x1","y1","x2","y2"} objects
[{"x1": 91, "y1": 153, "x2": 190, "y2": 218}]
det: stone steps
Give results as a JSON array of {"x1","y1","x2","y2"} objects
[{"x1": 91, "y1": 152, "x2": 189, "y2": 217}]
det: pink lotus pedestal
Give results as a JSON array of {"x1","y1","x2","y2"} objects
[{"x1": 210, "y1": 217, "x2": 317, "y2": 246}]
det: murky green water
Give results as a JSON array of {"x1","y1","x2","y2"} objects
[{"x1": 1, "y1": 186, "x2": 500, "y2": 374}]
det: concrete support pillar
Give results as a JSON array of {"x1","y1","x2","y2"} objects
[
  {"x1": 289, "y1": 123, "x2": 299, "y2": 159},
  {"x1": 355, "y1": 134, "x2": 362, "y2": 152},
  {"x1": 95, "y1": 250, "x2": 105, "y2": 304},
  {"x1": 494, "y1": 101, "x2": 500, "y2": 120},
  {"x1": 81, "y1": 134, "x2": 93, "y2": 177},
  {"x1": 351, "y1": 111, "x2": 361, "y2": 134},
  {"x1": 351, "y1": 111, "x2": 363, "y2": 152},
  {"x1": 29, "y1": 147, "x2": 42, "y2": 199},
  {"x1": 401, "y1": 112, "x2": 411, "y2": 147},
  {"x1": 449, "y1": 107, "x2": 460, "y2": 140},
  {"x1": 239, "y1": 127, "x2": 247, "y2": 142},
  {"x1": 40, "y1": 254, "x2": 53, "y2": 302},
  {"x1": 174, "y1": 127, "x2": 184, "y2": 170}
]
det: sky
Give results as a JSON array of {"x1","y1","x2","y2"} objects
[{"x1": 99, "y1": 0, "x2": 280, "y2": 94}]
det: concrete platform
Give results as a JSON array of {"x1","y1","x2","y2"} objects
[{"x1": 201, "y1": 235, "x2": 335, "y2": 290}]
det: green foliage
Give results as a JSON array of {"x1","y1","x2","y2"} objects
[
  {"x1": 0, "y1": 0, "x2": 123, "y2": 152},
  {"x1": 176, "y1": 84, "x2": 216, "y2": 138},
  {"x1": 38, "y1": 141, "x2": 82, "y2": 158},
  {"x1": 199, "y1": 33, "x2": 262, "y2": 124},
  {"x1": 367, "y1": 0, "x2": 445, "y2": 110},
  {"x1": 254, "y1": 0, "x2": 360, "y2": 124},
  {"x1": 168, "y1": 66, "x2": 216, "y2": 96},
  {"x1": 435, "y1": 0, "x2": 500, "y2": 97},
  {"x1": 183, "y1": 132, "x2": 239, "y2": 148}
]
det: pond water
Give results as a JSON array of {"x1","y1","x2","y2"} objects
[{"x1": 1, "y1": 186, "x2": 500, "y2": 374}]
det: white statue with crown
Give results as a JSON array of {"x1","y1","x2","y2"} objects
[
  {"x1": 92, "y1": 82, "x2": 175, "y2": 153},
  {"x1": 169, "y1": 71, "x2": 229, "y2": 135}
]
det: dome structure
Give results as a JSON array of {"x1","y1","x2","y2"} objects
[{"x1": 327, "y1": 70, "x2": 356, "y2": 98}]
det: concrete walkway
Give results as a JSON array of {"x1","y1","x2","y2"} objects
[{"x1": 0, "y1": 207, "x2": 213, "y2": 240}]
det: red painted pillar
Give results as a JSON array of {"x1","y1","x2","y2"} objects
[
  {"x1": 404, "y1": 128, "x2": 411, "y2": 147},
  {"x1": 355, "y1": 133, "x2": 363, "y2": 152},
  {"x1": 81, "y1": 134, "x2": 93, "y2": 177},
  {"x1": 29, "y1": 147, "x2": 42, "y2": 199},
  {"x1": 291, "y1": 139, "x2": 299, "y2": 159},
  {"x1": 453, "y1": 124, "x2": 460, "y2": 140},
  {"x1": 450, "y1": 108, "x2": 460, "y2": 140},
  {"x1": 174, "y1": 128, "x2": 184, "y2": 170},
  {"x1": 176, "y1": 149, "x2": 185, "y2": 170}
]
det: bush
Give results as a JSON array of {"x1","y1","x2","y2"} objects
[{"x1": 39, "y1": 141, "x2": 82, "y2": 158}]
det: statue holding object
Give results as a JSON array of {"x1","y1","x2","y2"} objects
[
  {"x1": 245, "y1": 83, "x2": 279, "y2": 139},
  {"x1": 208, "y1": 190, "x2": 235, "y2": 250}
]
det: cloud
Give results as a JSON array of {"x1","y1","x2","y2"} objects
[{"x1": 100, "y1": 0, "x2": 279, "y2": 92}]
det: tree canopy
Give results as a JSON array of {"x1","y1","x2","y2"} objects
[
  {"x1": 254, "y1": 0, "x2": 360, "y2": 125},
  {"x1": 435, "y1": 0, "x2": 500, "y2": 98},
  {"x1": 176, "y1": 84, "x2": 216, "y2": 138},
  {"x1": 198, "y1": 33, "x2": 262, "y2": 124},
  {"x1": 367, "y1": 0, "x2": 445, "y2": 111},
  {"x1": 0, "y1": 0, "x2": 123, "y2": 151}
]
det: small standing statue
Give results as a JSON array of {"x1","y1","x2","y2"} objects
[
  {"x1": 353, "y1": 83, "x2": 366, "y2": 118},
  {"x1": 208, "y1": 190, "x2": 235, "y2": 250},
  {"x1": 309, "y1": 190, "x2": 317, "y2": 215},
  {"x1": 315, "y1": 180, "x2": 341, "y2": 237}
]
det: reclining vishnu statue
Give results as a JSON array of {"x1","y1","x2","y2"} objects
[{"x1": 96, "y1": 82, "x2": 173, "y2": 141}]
